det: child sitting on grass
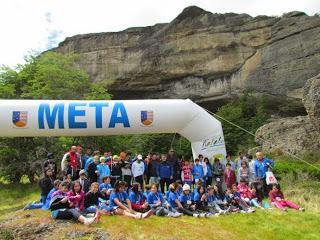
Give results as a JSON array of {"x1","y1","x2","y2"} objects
[
  {"x1": 129, "y1": 182, "x2": 150, "y2": 213},
  {"x1": 84, "y1": 182, "x2": 104, "y2": 213},
  {"x1": 67, "y1": 180, "x2": 85, "y2": 212},
  {"x1": 269, "y1": 183, "x2": 304, "y2": 211},
  {"x1": 50, "y1": 181, "x2": 100, "y2": 225},
  {"x1": 99, "y1": 176, "x2": 113, "y2": 200},
  {"x1": 107, "y1": 181, "x2": 153, "y2": 219},
  {"x1": 147, "y1": 183, "x2": 180, "y2": 217}
]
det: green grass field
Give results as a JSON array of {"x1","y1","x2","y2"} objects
[
  {"x1": 0, "y1": 182, "x2": 319, "y2": 240},
  {"x1": 1, "y1": 158, "x2": 320, "y2": 240}
]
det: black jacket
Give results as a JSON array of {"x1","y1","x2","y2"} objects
[
  {"x1": 84, "y1": 191, "x2": 103, "y2": 208},
  {"x1": 87, "y1": 162, "x2": 98, "y2": 183},
  {"x1": 39, "y1": 176, "x2": 54, "y2": 196}
]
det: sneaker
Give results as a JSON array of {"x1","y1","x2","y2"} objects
[
  {"x1": 193, "y1": 213, "x2": 199, "y2": 218},
  {"x1": 173, "y1": 212, "x2": 182, "y2": 218},
  {"x1": 240, "y1": 210, "x2": 246, "y2": 213},
  {"x1": 94, "y1": 211, "x2": 102, "y2": 223},
  {"x1": 299, "y1": 208, "x2": 305, "y2": 212},
  {"x1": 84, "y1": 217, "x2": 95, "y2": 225},
  {"x1": 142, "y1": 210, "x2": 153, "y2": 219},
  {"x1": 247, "y1": 209, "x2": 255, "y2": 213},
  {"x1": 166, "y1": 212, "x2": 174, "y2": 217},
  {"x1": 23, "y1": 202, "x2": 32, "y2": 210},
  {"x1": 199, "y1": 213, "x2": 206, "y2": 218}
]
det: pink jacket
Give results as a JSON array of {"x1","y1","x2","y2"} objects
[
  {"x1": 181, "y1": 165, "x2": 193, "y2": 182},
  {"x1": 237, "y1": 183, "x2": 252, "y2": 199},
  {"x1": 67, "y1": 190, "x2": 85, "y2": 211}
]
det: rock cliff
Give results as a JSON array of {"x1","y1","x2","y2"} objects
[{"x1": 54, "y1": 6, "x2": 320, "y2": 110}]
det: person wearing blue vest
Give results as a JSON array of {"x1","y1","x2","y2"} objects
[
  {"x1": 84, "y1": 151, "x2": 100, "y2": 173},
  {"x1": 157, "y1": 154, "x2": 173, "y2": 193},
  {"x1": 253, "y1": 151, "x2": 275, "y2": 196},
  {"x1": 192, "y1": 158, "x2": 204, "y2": 183}
]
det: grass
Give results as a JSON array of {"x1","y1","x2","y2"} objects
[{"x1": 1, "y1": 158, "x2": 320, "y2": 240}]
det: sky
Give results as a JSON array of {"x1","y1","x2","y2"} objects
[{"x1": 0, "y1": 0, "x2": 319, "y2": 67}]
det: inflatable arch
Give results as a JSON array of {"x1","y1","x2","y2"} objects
[{"x1": 0, "y1": 99, "x2": 226, "y2": 159}]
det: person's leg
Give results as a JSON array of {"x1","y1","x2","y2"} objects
[
  {"x1": 160, "y1": 178, "x2": 165, "y2": 193},
  {"x1": 24, "y1": 202, "x2": 43, "y2": 210},
  {"x1": 40, "y1": 195, "x2": 47, "y2": 204},
  {"x1": 86, "y1": 206, "x2": 98, "y2": 213},
  {"x1": 165, "y1": 178, "x2": 171, "y2": 192},
  {"x1": 250, "y1": 199, "x2": 261, "y2": 208},
  {"x1": 283, "y1": 200, "x2": 300, "y2": 210},
  {"x1": 272, "y1": 201, "x2": 285, "y2": 210}
]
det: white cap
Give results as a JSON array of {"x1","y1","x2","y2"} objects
[
  {"x1": 182, "y1": 184, "x2": 191, "y2": 191},
  {"x1": 137, "y1": 154, "x2": 143, "y2": 160}
]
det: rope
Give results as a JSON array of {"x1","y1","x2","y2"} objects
[{"x1": 203, "y1": 107, "x2": 320, "y2": 171}]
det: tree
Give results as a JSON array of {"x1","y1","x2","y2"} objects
[{"x1": 0, "y1": 51, "x2": 112, "y2": 183}]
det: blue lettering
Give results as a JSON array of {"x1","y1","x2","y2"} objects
[
  {"x1": 89, "y1": 102, "x2": 108, "y2": 128},
  {"x1": 68, "y1": 103, "x2": 87, "y2": 129},
  {"x1": 38, "y1": 103, "x2": 64, "y2": 129},
  {"x1": 109, "y1": 102, "x2": 130, "y2": 128}
]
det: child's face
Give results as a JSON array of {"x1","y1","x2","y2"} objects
[
  {"x1": 199, "y1": 187, "x2": 205, "y2": 194},
  {"x1": 273, "y1": 186, "x2": 278, "y2": 192},
  {"x1": 151, "y1": 186, "x2": 157, "y2": 193},
  {"x1": 226, "y1": 165, "x2": 231, "y2": 169},
  {"x1": 213, "y1": 186, "x2": 218, "y2": 192},
  {"x1": 119, "y1": 186, "x2": 125, "y2": 192},
  {"x1": 232, "y1": 186, "x2": 237, "y2": 192},
  {"x1": 184, "y1": 190, "x2": 190, "y2": 195},
  {"x1": 47, "y1": 169, "x2": 53, "y2": 176},
  {"x1": 74, "y1": 183, "x2": 81, "y2": 193},
  {"x1": 185, "y1": 161, "x2": 189, "y2": 166},
  {"x1": 251, "y1": 188, "x2": 256, "y2": 193},
  {"x1": 80, "y1": 174, "x2": 85, "y2": 179},
  {"x1": 195, "y1": 160, "x2": 200, "y2": 165},
  {"x1": 104, "y1": 178, "x2": 110, "y2": 184},
  {"x1": 91, "y1": 185, "x2": 98, "y2": 194},
  {"x1": 60, "y1": 186, "x2": 68, "y2": 193},
  {"x1": 226, "y1": 189, "x2": 231, "y2": 194},
  {"x1": 208, "y1": 189, "x2": 214, "y2": 195}
]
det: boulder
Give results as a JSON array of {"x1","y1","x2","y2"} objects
[
  {"x1": 303, "y1": 73, "x2": 320, "y2": 131},
  {"x1": 255, "y1": 116, "x2": 320, "y2": 155}
]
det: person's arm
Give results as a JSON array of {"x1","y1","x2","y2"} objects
[
  {"x1": 80, "y1": 192, "x2": 85, "y2": 211},
  {"x1": 114, "y1": 198, "x2": 131, "y2": 211},
  {"x1": 131, "y1": 162, "x2": 136, "y2": 177},
  {"x1": 181, "y1": 170, "x2": 184, "y2": 182},
  {"x1": 254, "y1": 161, "x2": 258, "y2": 178},
  {"x1": 125, "y1": 198, "x2": 133, "y2": 210},
  {"x1": 175, "y1": 198, "x2": 183, "y2": 209},
  {"x1": 106, "y1": 165, "x2": 111, "y2": 176}
]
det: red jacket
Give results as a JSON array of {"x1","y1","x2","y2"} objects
[
  {"x1": 224, "y1": 169, "x2": 236, "y2": 187},
  {"x1": 269, "y1": 190, "x2": 284, "y2": 202}
]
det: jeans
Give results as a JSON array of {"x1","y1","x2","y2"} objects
[
  {"x1": 56, "y1": 209, "x2": 81, "y2": 220},
  {"x1": 134, "y1": 175, "x2": 144, "y2": 189},
  {"x1": 153, "y1": 206, "x2": 170, "y2": 216},
  {"x1": 85, "y1": 206, "x2": 98, "y2": 213},
  {"x1": 26, "y1": 202, "x2": 43, "y2": 210}
]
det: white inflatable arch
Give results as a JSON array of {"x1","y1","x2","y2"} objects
[{"x1": 0, "y1": 99, "x2": 226, "y2": 159}]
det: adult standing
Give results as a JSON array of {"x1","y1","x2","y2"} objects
[
  {"x1": 87, "y1": 155, "x2": 100, "y2": 184},
  {"x1": 253, "y1": 151, "x2": 274, "y2": 196},
  {"x1": 131, "y1": 154, "x2": 145, "y2": 189},
  {"x1": 148, "y1": 153, "x2": 159, "y2": 185},
  {"x1": 157, "y1": 154, "x2": 173, "y2": 193},
  {"x1": 61, "y1": 146, "x2": 81, "y2": 180},
  {"x1": 120, "y1": 152, "x2": 132, "y2": 186},
  {"x1": 167, "y1": 149, "x2": 180, "y2": 181}
]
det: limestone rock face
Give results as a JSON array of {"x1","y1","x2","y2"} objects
[
  {"x1": 255, "y1": 116, "x2": 320, "y2": 155},
  {"x1": 54, "y1": 6, "x2": 320, "y2": 110},
  {"x1": 303, "y1": 74, "x2": 320, "y2": 131}
]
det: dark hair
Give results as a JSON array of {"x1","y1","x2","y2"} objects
[
  {"x1": 60, "y1": 181, "x2": 69, "y2": 188},
  {"x1": 240, "y1": 178, "x2": 247, "y2": 183},
  {"x1": 114, "y1": 180, "x2": 126, "y2": 192},
  {"x1": 145, "y1": 184, "x2": 152, "y2": 191},
  {"x1": 214, "y1": 158, "x2": 220, "y2": 162},
  {"x1": 198, "y1": 154, "x2": 203, "y2": 158},
  {"x1": 273, "y1": 183, "x2": 280, "y2": 190},
  {"x1": 197, "y1": 185, "x2": 205, "y2": 196},
  {"x1": 226, "y1": 163, "x2": 231, "y2": 167},
  {"x1": 71, "y1": 180, "x2": 82, "y2": 194},
  {"x1": 175, "y1": 180, "x2": 182, "y2": 185},
  {"x1": 53, "y1": 179, "x2": 61, "y2": 188},
  {"x1": 195, "y1": 158, "x2": 200, "y2": 162},
  {"x1": 131, "y1": 182, "x2": 140, "y2": 193},
  {"x1": 102, "y1": 176, "x2": 111, "y2": 182},
  {"x1": 231, "y1": 183, "x2": 237, "y2": 188}
]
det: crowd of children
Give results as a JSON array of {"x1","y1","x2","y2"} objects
[{"x1": 24, "y1": 147, "x2": 304, "y2": 225}]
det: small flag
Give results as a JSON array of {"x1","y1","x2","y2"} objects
[
  {"x1": 12, "y1": 111, "x2": 28, "y2": 128},
  {"x1": 141, "y1": 110, "x2": 153, "y2": 126}
]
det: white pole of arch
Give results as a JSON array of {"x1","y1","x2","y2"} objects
[{"x1": 0, "y1": 99, "x2": 226, "y2": 160}]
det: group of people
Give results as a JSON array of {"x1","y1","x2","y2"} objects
[{"x1": 24, "y1": 147, "x2": 304, "y2": 225}]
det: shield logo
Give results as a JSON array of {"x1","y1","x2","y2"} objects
[
  {"x1": 12, "y1": 111, "x2": 28, "y2": 128},
  {"x1": 141, "y1": 110, "x2": 153, "y2": 126}
]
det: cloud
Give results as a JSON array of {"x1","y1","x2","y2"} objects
[{"x1": 0, "y1": 0, "x2": 319, "y2": 67}]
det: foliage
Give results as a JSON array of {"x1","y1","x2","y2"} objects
[
  {"x1": 215, "y1": 92, "x2": 270, "y2": 154},
  {"x1": 0, "y1": 52, "x2": 113, "y2": 183}
]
